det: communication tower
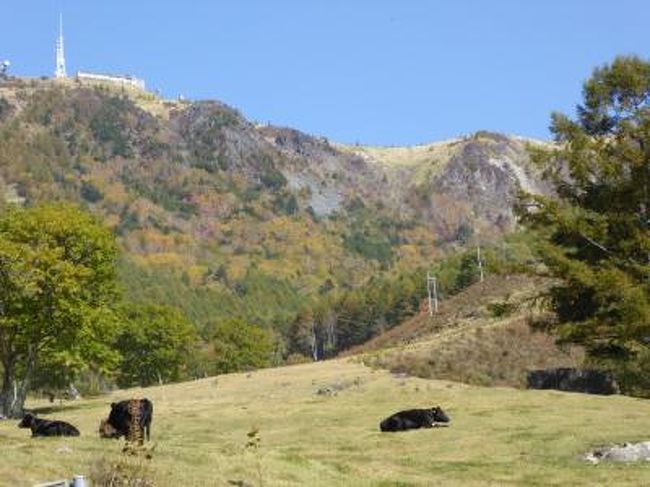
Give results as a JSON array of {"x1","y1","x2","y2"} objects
[{"x1": 55, "y1": 14, "x2": 67, "y2": 78}]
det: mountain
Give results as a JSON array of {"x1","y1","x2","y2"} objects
[{"x1": 0, "y1": 77, "x2": 546, "y2": 346}]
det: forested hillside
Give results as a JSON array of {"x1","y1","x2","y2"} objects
[{"x1": 0, "y1": 77, "x2": 544, "y2": 378}]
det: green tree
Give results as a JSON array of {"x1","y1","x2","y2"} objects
[
  {"x1": 211, "y1": 319, "x2": 275, "y2": 374},
  {"x1": 0, "y1": 204, "x2": 119, "y2": 417},
  {"x1": 455, "y1": 252, "x2": 480, "y2": 290},
  {"x1": 115, "y1": 304, "x2": 197, "y2": 387},
  {"x1": 520, "y1": 56, "x2": 650, "y2": 392}
]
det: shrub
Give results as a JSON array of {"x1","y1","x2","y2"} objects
[
  {"x1": 81, "y1": 181, "x2": 103, "y2": 203},
  {"x1": 210, "y1": 319, "x2": 275, "y2": 374}
]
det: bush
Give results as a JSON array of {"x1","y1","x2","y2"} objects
[
  {"x1": 91, "y1": 455, "x2": 154, "y2": 487},
  {"x1": 487, "y1": 299, "x2": 518, "y2": 318},
  {"x1": 211, "y1": 319, "x2": 275, "y2": 374},
  {"x1": 81, "y1": 181, "x2": 103, "y2": 203},
  {"x1": 285, "y1": 353, "x2": 312, "y2": 365},
  {"x1": 596, "y1": 350, "x2": 650, "y2": 398}
]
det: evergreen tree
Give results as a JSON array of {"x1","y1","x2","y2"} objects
[{"x1": 520, "y1": 56, "x2": 650, "y2": 391}]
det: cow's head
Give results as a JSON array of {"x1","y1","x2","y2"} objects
[
  {"x1": 17, "y1": 413, "x2": 36, "y2": 429},
  {"x1": 99, "y1": 418, "x2": 120, "y2": 438},
  {"x1": 430, "y1": 406, "x2": 450, "y2": 423}
]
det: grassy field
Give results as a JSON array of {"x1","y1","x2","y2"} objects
[{"x1": 2, "y1": 359, "x2": 650, "y2": 486}]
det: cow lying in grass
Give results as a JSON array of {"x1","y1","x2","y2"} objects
[
  {"x1": 99, "y1": 398, "x2": 153, "y2": 442},
  {"x1": 380, "y1": 406, "x2": 450, "y2": 432},
  {"x1": 18, "y1": 413, "x2": 80, "y2": 437}
]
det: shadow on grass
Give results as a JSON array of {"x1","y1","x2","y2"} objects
[{"x1": 29, "y1": 401, "x2": 102, "y2": 415}]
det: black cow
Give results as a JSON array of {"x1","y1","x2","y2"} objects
[
  {"x1": 18, "y1": 413, "x2": 80, "y2": 437},
  {"x1": 380, "y1": 406, "x2": 450, "y2": 432},
  {"x1": 526, "y1": 367, "x2": 619, "y2": 395},
  {"x1": 99, "y1": 398, "x2": 153, "y2": 442}
]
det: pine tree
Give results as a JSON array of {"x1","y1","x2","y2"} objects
[{"x1": 520, "y1": 56, "x2": 650, "y2": 392}]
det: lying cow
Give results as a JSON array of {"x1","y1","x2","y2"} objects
[
  {"x1": 99, "y1": 398, "x2": 153, "y2": 442},
  {"x1": 526, "y1": 367, "x2": 619, "y2": 395},
  {"x1": 18, "y1": 413, "x2": 80, "y2": 437},
  {"x1": 380, "y1": 406, "x2": 450, "y2": 432}
]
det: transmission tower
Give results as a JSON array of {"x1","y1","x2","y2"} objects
[{"x1": 54, "y1": 13, "x2": 67, "y2": 78}]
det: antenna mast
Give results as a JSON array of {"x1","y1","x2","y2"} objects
[{"x1": 55, "y1": 13, "x2": 67, "y2": 78}]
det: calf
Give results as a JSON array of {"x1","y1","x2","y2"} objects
[
  {"x1": 99, "y1": 398, "x2": 153, "y2": 442},
  {"x1": 380, "y1": 406, "x2": 450, "y2": 432},
  {"x1": 18, "y1": 413, "x2": 80, "y2": 437}
]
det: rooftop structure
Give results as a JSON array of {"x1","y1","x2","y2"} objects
[
  {"x1": 76, "y1": 71, "x2": 145, "y2": 91},
  {"x1": 0, "y1": 60, "x2": 10, "y2": 78}
]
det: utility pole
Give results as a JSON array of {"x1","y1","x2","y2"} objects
[
  {"x1": 427, "y1": 272, "x2": 438, "y2": 316},
  {"x1": 477, "y1": 245, "x2": 484, "y2": 283}
]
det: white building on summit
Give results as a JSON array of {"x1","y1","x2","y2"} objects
[
  {"x1": 54, "y1": 14, "x2": 145, "y2": 91},
  {"x1": 76, "y1": 71, "x2": 145, "y2": 90}
]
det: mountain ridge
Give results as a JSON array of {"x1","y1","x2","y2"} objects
[{"x1": 0, "y1": 77, "x2": 548, "y2": 353}]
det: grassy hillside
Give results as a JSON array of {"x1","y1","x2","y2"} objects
[
  {"x1": 1, "y1": 359, "x2": 649, "y2": 486},
  {"x1": 345, "y1": 273, "x2": 583, "y2": 388},
  {"x1": 343, "y1": 274, "x2": 541, "y2": 355}
]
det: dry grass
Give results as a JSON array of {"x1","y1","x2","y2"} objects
[
  {"x1": 344, "y1": 274, "x2": 547, "y2": 356},
  {"x1": 336, "y1": 139, "x2": 462, "y2": 168},
  {"x1": 2, "y1": 358, "x2": 650, "y2": 486},
  {"x1": 366, "y1": 317, "x2": 583, "y2": 388},
  {"x1": 358, "y1": 274, "x2": 583, "y2": 388}
]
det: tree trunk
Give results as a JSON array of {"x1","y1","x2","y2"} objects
[
  {"x1": 0, "y1": 362, "x2": 21, "y2": 418},
  {"x1": 310, "y1": 321, "x2": 319, "y2": 361},
  {"x1": 0, "y1": 353, "x2": 35, "y2": 418}
]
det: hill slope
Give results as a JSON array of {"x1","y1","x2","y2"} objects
[
  {"x1": 1, "y1": 358, "x2": 649, "y2": 486},
  {"x1": 0, "y1": 77, "x2": 547, "y2": 354},
  {"x1": 344, "y1": 274, "x2": 540, "y2": 355},
  {"x1": 346, "y1": 273, "x2": 584, "y2": 388}
]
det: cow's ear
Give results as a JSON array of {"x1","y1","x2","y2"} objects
[{"x1": 110, "y1": 402, "x2": 117, "y2": 408}]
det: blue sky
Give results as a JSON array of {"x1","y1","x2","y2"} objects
[{"x1": 2, "y1": 1, "x2": 649, "y2": 145}]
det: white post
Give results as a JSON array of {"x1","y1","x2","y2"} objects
[
  {"x1": 432, "y1": 276, "x2": 438, "y2": 313},
  {"x1": 427, "y1": 273, "x2": 438, "y2": 315},
  {"x1": 426, "y1": 272, "x2": 433, "y2": 316},
  {"x1": 477, "y1": 246, "x2": 484, "y2": 283}
]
